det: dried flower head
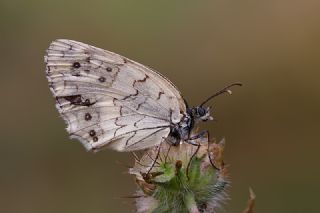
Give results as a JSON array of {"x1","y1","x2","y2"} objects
[{"x1": 129, "y1": 136, "x2": 229, "y2": 213}]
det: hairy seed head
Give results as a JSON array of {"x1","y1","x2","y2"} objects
[{"x1": 129, "y1": 136, "x2": 229, "y2": 213}]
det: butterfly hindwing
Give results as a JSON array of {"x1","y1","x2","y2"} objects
[{"x1": 45, "y1": 39, "x2": 185, "y2": 151}]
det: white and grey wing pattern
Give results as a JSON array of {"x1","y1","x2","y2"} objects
[{"x1": 45, "y1": 39, "x2": 186, "y2": 152}]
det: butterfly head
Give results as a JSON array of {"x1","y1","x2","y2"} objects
[
  {"x1": 189, "y1": 83, "x2": 243, "y2": 123},
  {"x1": 191, "y1": 106, "x2": 213, "y2": 122},
  {"x1": 193, "y1": 82, "x2": 243, "y2": 122}
]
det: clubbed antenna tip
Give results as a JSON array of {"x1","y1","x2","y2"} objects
[{"x1": 200, "y1": 82, "x2": 243, "y2": 107}]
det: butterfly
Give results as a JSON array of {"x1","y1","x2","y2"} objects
[{"x1": 45, "y1": 39, "x2": 241, "y2": 152}]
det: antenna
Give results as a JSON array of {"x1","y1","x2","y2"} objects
[{"x1": 200, "y1": 82, "x2": 242, "y2": 107}]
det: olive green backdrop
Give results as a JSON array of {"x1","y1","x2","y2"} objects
[{"x1": 1, "y1": 0, "x2": 319, "y2": 212}]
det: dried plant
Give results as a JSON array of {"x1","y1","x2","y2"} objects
[{"x1": 243, "y1": 188, "x2": 256, "y2": 213}]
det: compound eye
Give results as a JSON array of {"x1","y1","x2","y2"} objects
[{"x1": 197, "y1": 107, "x2": 206, "y2": 117}]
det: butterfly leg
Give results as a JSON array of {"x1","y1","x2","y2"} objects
[
  {"x1": 164, "y1": 143, "x2": 172, "y2": 164},
  {"x1": 132, "y1": 151, "x2": 160, "y2": 169},
  {"x1": 207, "y1": 140, "x2": 220, "y2": 171},
  {"x1": 146, "y1": 145, "x2": 161, "y2": 175},
  {"x1": 188, "y1": 130, "x2": 209, "y2": 141},
  {"x1": 185, "y1": 130, "x2": 208, "y2": 179},
  {"x1": 186, "y1": 142, "x2": 201, "y2": 180},
  {"x1": 187, "y1": 130, "x2": 220, "y2": 170}
]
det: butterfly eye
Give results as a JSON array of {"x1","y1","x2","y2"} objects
[{"x1": 197, "y1": 107, "x2": 206, "y2": 117}]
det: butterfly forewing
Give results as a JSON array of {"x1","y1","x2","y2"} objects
[{"x1": 45, "y1": 39, "x2": 185, "y2": 151}]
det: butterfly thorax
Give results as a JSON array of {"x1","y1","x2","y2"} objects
[
  {"x1": 168, "y1": 111, "x2": 194, "y2": 145},
  {"x1": 167, "y1": 105, "x2": 212, "y2": 146}
]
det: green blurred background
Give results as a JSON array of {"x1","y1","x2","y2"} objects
[{"x1": 1, "y1": 0, "x2": 319, "y2": 212}]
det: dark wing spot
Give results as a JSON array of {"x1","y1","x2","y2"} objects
[
  {"x1": 98, "y1": 76, "x2": 106, "y2": 82},
  {"x1": 73, "y1": 62, "x2": 81, "y2": 68},
  {"x1": 84, "y1": 99, "x2": 91, "y2": 105},
  {"x1": 106, "y1": 67, "x2": 112, "y2": 72},
  {"x1": 85, "y1": 113, "x2": 92, "y2": 121},
  {"x1": 89, "y1": 130, "x2": 96, "y2": 137},
  {"x1": 62, "y1": 95, "x2": 82, "y2": 105},
  {"x1": 133, "y1": 75, "x2": 149, "y2": 87},
  {"x1": 119, "y1": 106, "x2": 123, "y2": 116},
  {"x1": 57, "y1": 95, "x2": 94, "y2": 106},
  {"x1": 93, "y1": 136, "x2": 98, "y2": 142},
  {"x1": 82, "y1": 99, "x2": 96, "y2": 107},
  {"x1": 123, "y1": 89, "x2": 139, "y2": 100},
  {"x1": 157, "y1": 91, "x2": 164, "y2": 100},
  {"x1": 136, "y1": 102, "x2": 143, "y2": 110},
  {"x1": 137, "y1": 75, "x2": 149, "y2": 83},
  {"x1": 72, "y1": 73, "x2": 81, "y2": 77}
]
